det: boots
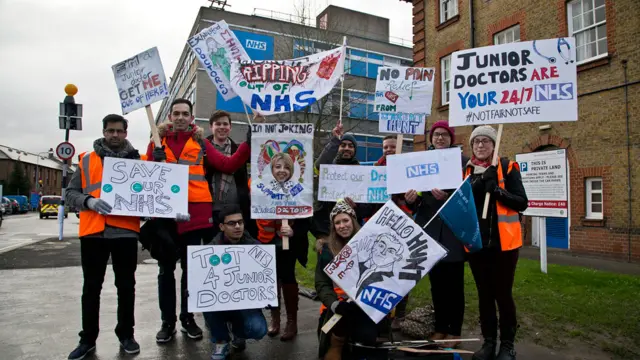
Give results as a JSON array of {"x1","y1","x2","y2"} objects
[
  {"x1": 472, "y1": 338, "x2": 497, "y2": 360},
  {"x1": 496, "y1": 326, "x2": 517, "y2": 360},
  {"x1": 280, "y1": 283, "x2": 299, "y2": 341},
  {"x1": 324, "y1": 334, "x2": 346, "y2": 360},
  {"x1": 267, "y1": 284, "x2": 281, "y2": 337}
]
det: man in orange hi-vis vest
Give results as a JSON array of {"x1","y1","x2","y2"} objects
[{"x1": 65, "y1": 114, "x2": 163, "y2": 360}]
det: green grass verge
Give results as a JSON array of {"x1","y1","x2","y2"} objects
[{"x1": 295, "y1": 237, "x2": 640, "y2": 358}]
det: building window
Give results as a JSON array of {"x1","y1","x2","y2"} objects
[
  {"x1": 319, "y1": 14, "x2": 328, "y2": 30},
  {"x1": 346, "y1": 49, "x2": 389, "y2": 79},
  {"x1": 494, "y1": 24, "x2": 521, "y2": 44},
  {"x1": 567, "y1": 0, "x2": 607, "y2": 63},
  {"x1": 440, "y1": 55, "x2": 451, "y2": 105},
  {"x1": 440, "y1": 0, "x2": 458, "y2": 23},
  {"x1": 585, "y1": 177, "x2": 603, "y2": 219}
]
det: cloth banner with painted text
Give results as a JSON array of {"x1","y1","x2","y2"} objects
[
  {"x1": 386, "y1": 147, "x2": 463, "y2": 194},
  {"x1": 187, "y1": 245, "x2": 278, "y2": 312},
  {"x1": 112, "y1": 47, "x2": 169, "y2": 115},
  {"x1": 250, "y1": 123, "x2": 314, "y2": 219},
  {"x1": 375, "y1": 66, "x2": 434, "y2": 135},
  {"x1": 229, "y1": 46, "x2": 346, "y2": 115},
  {"x1": 449, "y1": 37, "x2": 578, "y2": 126},
  {"x1": 324, "y1": 201, "x2": 447, "y2": 323},
  {"x1": 99, "y1": 158, "x2": 188, "y2": 218},
  {"x1": 318, "y1": 165, "x2": 388, "y2": 204}
]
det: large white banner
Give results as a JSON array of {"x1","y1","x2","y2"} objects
[
  {"x1": 187, "y1": 20, "x2": 250, "y2": 101},
  {"x1": 251, "y1": 123, "x2": 314, "y2": 219},
  {"x1": 325, "y1": 201, "x2": 447, "y2": 323},
  {"x1": 449, "y1": 38, "x2": 578, "y2": 126},
  {"x1": 375, "y1": 66, "x2": 434, "y2": 135},
  {"x1": 99, "y1": 158, "x2": 188, "y2": 218},
  {"x1": 112, "y1": 47, "x2": 169, "y2": 115},
  {"x1": 386, "y1": 147, "x2": 463, "y2": 194},
  {"x1": 318, "y1": 165, "x2": 388, "y2": 204},
  {"x1": 187, "y1": 245, "x2": 278, "y2": 312},
  {"x1": 230, "y1": 46, "x2": 346, "y2": 115},
  {"x1": 516, "y1": 149, "x2": 568, "y2": 218}
]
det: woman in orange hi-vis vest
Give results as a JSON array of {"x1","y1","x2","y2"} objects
[
  {"x1": 465, "y1": 126, "x2": 528, "y2": 360},
  {"x1": 315, "y1": 200, "x2": 382, "y2": 360}
]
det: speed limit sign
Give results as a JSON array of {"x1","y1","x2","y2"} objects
[{"x1": 56, "y1": 142, "x2": 75, "y2": 160}]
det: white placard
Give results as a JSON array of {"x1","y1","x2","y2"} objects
[
  {"x1": 386, "y1": 147, "x2": 463, "y2": 194},
  {"x1": 318, "y1": 165, "x2": 388, "y2": 204},
  {"x1": 516, "y1": 149, "x2": 568, "y2": 218},
  {"x1": 112, "y1": 47, "x2": 169, "y2": 115},
  {"x1": 99, "y1": 158, "x2": 188, "y2": 218},
  {"x1": 229, "y1": 46, "x2": 346, "y2": 115},
  {"x1": 187, "y1": 245, "x2": 278, "y2": 312},
  {"x1": 324, "y1": 201, "x2": 447, "y2": 323},
  {"x1": 187, "y1": 20, "x2": 250, "y2": 101},
  {"x1": 449, "y1": 38, "x2": 578, "y2": 126},
  {"x1": 251, "y1": 123, "x2": 314, "y2": 219}
]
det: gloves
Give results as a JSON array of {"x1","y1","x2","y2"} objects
[
  {"x1": 152, "y1": 146, "x2": 167, "y2": 162},
  {"x1": 175, "y1": 213, "x2": 191, "y2": 222},
  {"x1": 246, "y1": 126, "x2": 252, "y2": 143},
  {"x1": 86, "y1": 197, "x2": 112, "y2": 215},
  {"x1": 331, "y1": 300, "x2": 357, "y2": 316},
  {"x1": 482, "y1": 165, "x2": 498, "y2": 193}
]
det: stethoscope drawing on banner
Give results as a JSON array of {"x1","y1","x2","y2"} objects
[{"x1": 533, "y1": 38, "x2": 574, "y2": 65}]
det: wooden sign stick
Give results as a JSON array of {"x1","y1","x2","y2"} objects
[
  {"x1": 396, "y1": 134, "x2": 404, "y2": 155},
  {"x1": 481, "y1": 124, "x2": 503, "y2": 219},
  {"x1": 282, "y1": 219, "x2": 290, "y2": 250},
  {"x1": 145, "y1": 105, "x2": 162, "y2": 148}
]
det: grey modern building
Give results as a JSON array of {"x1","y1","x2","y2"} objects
[{"x1": 156, "y1": 4, "x2": 413, "y2": 162}]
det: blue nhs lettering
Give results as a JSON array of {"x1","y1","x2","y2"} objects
[
  {"x1": 534, "y1": 83, "x2": 574, "y2": 101},
  {"x1": 359, "y1": 286, "x2": 402, "y2": 313},
  {"x1": 245, "y1": 39, "x2": 267, "y2": 51},
  {"x1": 406, "y1": 163, "x2": 439, "y2": 179}
]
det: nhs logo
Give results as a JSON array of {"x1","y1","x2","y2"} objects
[
  {"x1": 406, "y1": 163, "x2": 439, "y2": 179},
  {"x1": 245, "y1": 39, "x2": 267, "y2": 51}
]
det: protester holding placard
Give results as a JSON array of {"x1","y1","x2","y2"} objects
[
  {"x1": 202, "y1": 204, "x2": 268, "y2": 360},
  {"x1": 405, "y1": 121, "x2": 469, "y2": 347},
  {"x1": 147, "y1": 98, "x2": 251, "y2": 343},
  {"x1": 464, "y1": 125, "x2": 528, "y2": 360},
  {"x1": 66, "y1": 114, "x2": 149, "y2": 359},
  {"x1": 315, "y1": 200, "x2": 381, "y2": 360}
]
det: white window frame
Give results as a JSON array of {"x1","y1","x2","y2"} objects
[
  {"x1": 585, "y1": 177, "x2": 603, "y2": 220},
  {"x1": 440, "y1": 0, "x2": 458, "y2": 23},
  {"x1": 567, "y1": 0, "x2": 607, "y2": 64},
  {"x1": 440, "y1": 55, "x2": 451, "y2": 105},
  {"x1": 494, "y1": 24, "x2": 521, "y2": 45}
]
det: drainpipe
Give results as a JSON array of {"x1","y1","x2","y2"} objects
[
  {"x1": 622, "y1": 59, "x2": 632, "y2": 262},
  {"x1": 469, "y1": 0, "x2": 475, "y2": 48}
]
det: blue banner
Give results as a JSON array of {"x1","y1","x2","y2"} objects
[{"x1": 439, "y1": 178, "x2": 483, "y2": 252}]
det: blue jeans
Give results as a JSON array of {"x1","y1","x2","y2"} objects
[{"x1": 203, "y1": 309, "x2": 267, "y2": 343}]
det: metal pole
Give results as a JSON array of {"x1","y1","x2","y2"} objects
[{"x1": 58, "y1": 121, "x2": 70, "y2": 241}]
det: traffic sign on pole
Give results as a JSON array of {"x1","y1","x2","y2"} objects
[{"x1": 56, "y1": 142, "x2": 75, "y2": 160}]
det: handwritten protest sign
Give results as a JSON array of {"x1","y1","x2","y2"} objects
[
  {"x1": 112, "y1": 47, "x2": 168, "y2": 115},
  {"x1": 187, "y1": 245, "x2": 278, "y2": 312},
  {"x1": 324, "y1": 201, "x2": 447, "y2": 323},
  {"x1": 100, "y1": 158, "x2": 188, "y2": 218},
  {"x1": 449, "y1": 38, "x2": 578, "y2": 126},
  {"x1": 375, "y1": 66, "x2": 434, "y2": 135},
  {"x1": 187, "y1": 20, "x2": 250, "y2": 101},
  {"x1": 251, "y1": 123, "x2": 314, "y2": 219},
  {"x1": 230, "y1": 46, "x2": 346, "y2": 115},
  {"x1": 386, "y1": 147, "x2": 463, "y2": 194},
  {"x1": 318, "y1": 165, "x2": 388, "y2": 203}
]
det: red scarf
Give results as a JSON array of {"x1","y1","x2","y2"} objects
[{"x1": 471, "y1": 155, "x2": 492, "y2": 168}]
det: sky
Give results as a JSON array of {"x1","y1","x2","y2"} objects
[{"x1": 0, "y1": 0, "x2": 412, "y2": 157}]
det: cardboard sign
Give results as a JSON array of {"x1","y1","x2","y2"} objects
[
  {"x1": 449, "y1": 38, "x2": 578, "y2": 126},
  {"x1": 229, "y1": 46, "x2": 346, "y2": 115},
  {"x1": 112, "y1": 47, "x2": 169, "y2": 115},
  {"x1": 187, "y1": 20, "x2": 250, "y2": 101},
  {"x1": 324, "y1": 201, "x2": 447, "y2": 323},
  {"x1": 318, "y1": 165, "x2": 389, "y2": 204},
  {"x1": 100, "y1": 158, "x2": 188, "y2": 218},
  {"x1": 386, "y1": 147, "x2": 463, "y2": 194},
  {"x1": 187, "y1": 245, "x2": 278, "y2": 312},
  {"x1": 375, "y1": 66, "x2": 434, "y2": 135},
  {"x1": 250, "y1": 123, "x2": 314, "y2": 219},
  {"x1": 516, "y1": 149, "x2": 568, "y2": 218}
]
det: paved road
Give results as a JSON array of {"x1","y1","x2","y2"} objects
[{"x1": 0, "y1": 212, "x2": 78, "y2": 254}]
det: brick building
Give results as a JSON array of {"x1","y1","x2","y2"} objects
[{"x1": 402, "y1": 0, "x2": 639, "y2": 261}]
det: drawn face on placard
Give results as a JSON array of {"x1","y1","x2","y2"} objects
[
  {"x1": 371, "y1": 234, "x2": 404, "y2": 268},
  {"x1": 271, "y1": 155, "x2": 293, "y2": 183}
]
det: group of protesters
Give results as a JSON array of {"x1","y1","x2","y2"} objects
[{"x1": 66, "y1": 97, "x2": 527, "y2": 360}]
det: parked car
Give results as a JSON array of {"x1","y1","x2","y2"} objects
[
  {"x1": 39, "y1": 195, "x2": 67, "y2": 219},
  {"x1": 5, "y1": 195, "x2": 29, "y2": 213},
  {"x1": 10, "y1": 199, "x2": 19, "y2": 214},
  {"x1": 1, "y1": 197, "x2": 12, "y2": 215}
]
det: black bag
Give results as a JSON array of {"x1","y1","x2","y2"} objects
[{"x1": 139, "y1": 218, "x2": 179, "y2": 264}]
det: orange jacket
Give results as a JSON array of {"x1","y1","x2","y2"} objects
[
  {"x1": 162, "y1": 137, "x2": 212, "y2": 203},
  {"x1": 257, "y1": 219, "x2": 282, "y2": 243}
]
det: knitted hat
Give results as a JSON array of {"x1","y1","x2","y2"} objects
[
  {"x1": 469, "y1": 125, "x2": 497, "y2": 147},
  {"x1": 330, "y1": 199, "x2": 356, "y2": 224},
  {"x1": 430, "y1": 121, "x2": 455, "y2": 144},
  {"x1": 340, "y1": 134, "x2": 358, "y2": 149}
]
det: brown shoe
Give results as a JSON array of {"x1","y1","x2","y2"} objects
[
  {"x1": 267, "y1": 308, "x2": 281, "y2": 337},
  {"x1": 280, "y1": 283, "x2": 299, "y2": 341},
  {"x1": 324, "y1": 334, "x2": 346, "y2": 360}
]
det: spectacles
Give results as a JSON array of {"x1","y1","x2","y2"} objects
[
  {"x1": 432, "y1": 132, "x2": 450, "y2": 139},
  {"x1": 224, "y1": 220, "x2": 244, "y2": 227},
  {"x1": 473, "y1": 139, "x2": 493, "y2": 146},
  {"x1": 104, "y1": 129, "x2": 126, "y2": 134},
  {"x1": 172, "y1": 111, "x2": 191, "y2": 117}
]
